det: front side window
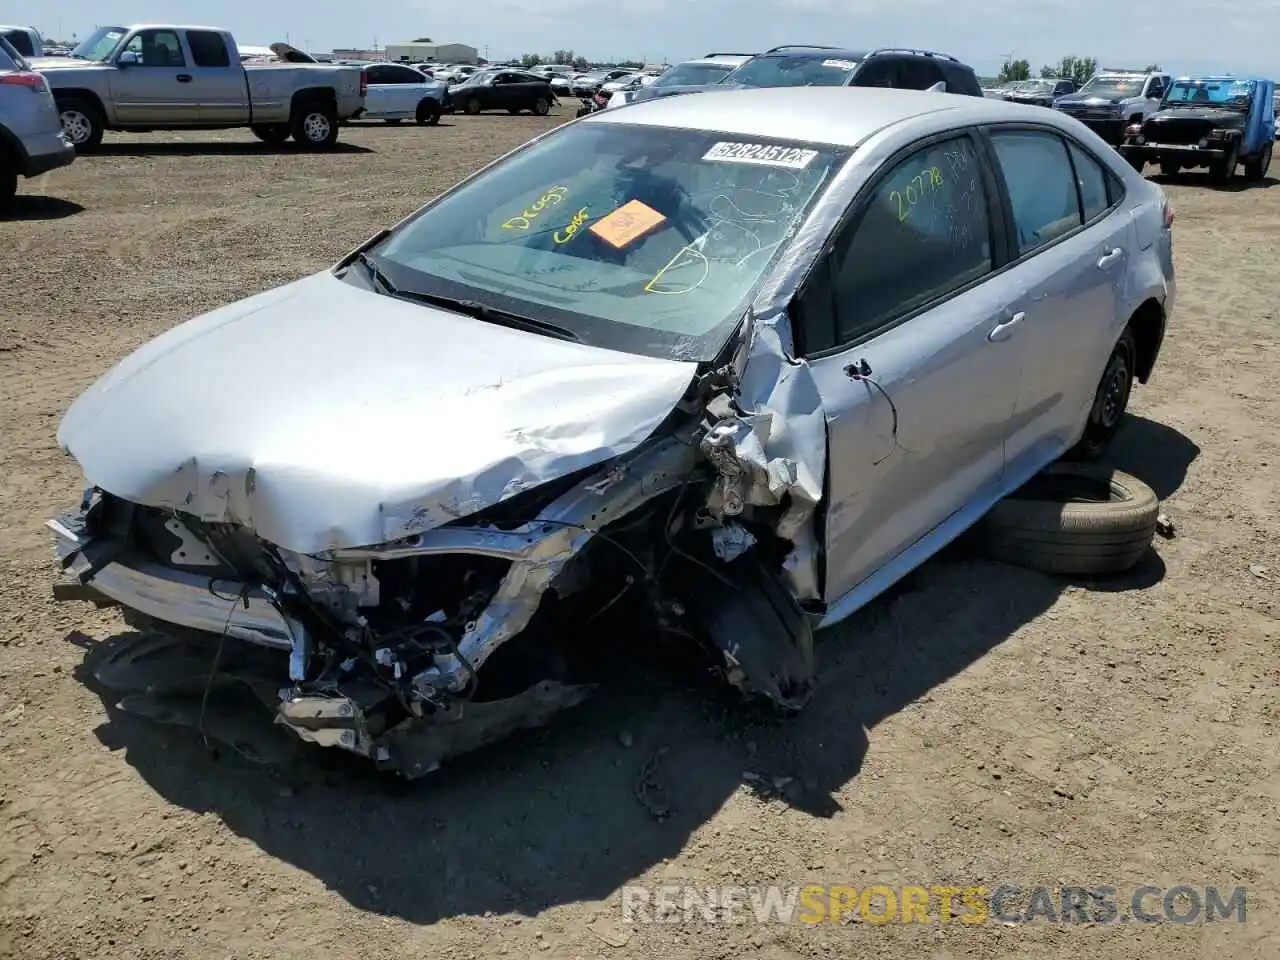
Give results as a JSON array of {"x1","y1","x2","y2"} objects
[
  {"x1": 123, "y1": 30, "x2": 186, "y2": 67},
  {"x1": 827, "y1": 136, "x2": 993, "y2": 344},
  {"x1": 723, "y1": 54, "x2": 859, "y2": 88},
  {"x1": 990, "y1": 130, "x2": 1082, "y2": 254},
  {"x1": 369, "y1": 123, "x2": 848, "y2": 360}
]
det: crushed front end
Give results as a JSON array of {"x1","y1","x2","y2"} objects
[{"x1": 50, "y1": 393, "x2": 819, "y2": 777}]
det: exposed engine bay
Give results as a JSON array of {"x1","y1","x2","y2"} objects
[{"x1": 50, "y1": 330, "x2": 823, "y2": 778}]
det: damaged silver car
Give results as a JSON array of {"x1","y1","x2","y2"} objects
[{"x1": 49, "y1": 87, "x2": 1174, "y2": 777}]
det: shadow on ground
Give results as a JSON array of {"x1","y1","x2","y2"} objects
[
  {"x1": 1149, "y1": 171, "x2": 1277, "y2": 192},
  {"x1": 69, "y1": 416, "x2": 1197, "y2": 925},
  {"x1": 2, "y1": 195, "x2": 84, "y2": 221},
  {"x1": 88, "y1": 141, "x2": 374, "y2": 157}
]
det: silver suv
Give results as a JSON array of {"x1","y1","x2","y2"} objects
[{"x1": 0, "y1": 35, "x2": 74, "y2": 209}]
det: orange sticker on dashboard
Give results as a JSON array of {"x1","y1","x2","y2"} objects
[{"x1": 588, "y1": 199, "x2": 666, "y2": 248}]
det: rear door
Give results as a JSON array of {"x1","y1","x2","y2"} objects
[
  {"x1": 983, "y1": 125, "x2": 1133, "y2": 476},
  {"x1": 184, "y1": 30, "x2": 248, "y2": 124},
  {"x1": 110, "y1": 28, "x2": 194, "y2": 124}
]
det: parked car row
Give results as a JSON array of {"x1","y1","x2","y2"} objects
[{"x1": 982, "y1": 68, "x2": 1277, "y2": 185}]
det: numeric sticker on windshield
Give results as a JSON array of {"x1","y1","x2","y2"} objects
[
  {"x1": 702, "y1": 142, "x2": 819, "y2": 170},
  {"x1": 822, "y1": 59, "x2": 858, "y2": 71}
]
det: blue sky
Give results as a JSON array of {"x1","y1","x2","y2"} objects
[{"x1": 9, "y1": 0, "x2": 1277, "y2": 77}]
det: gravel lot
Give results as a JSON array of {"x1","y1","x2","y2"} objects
[{"x1": 1, "y1": 107, "x2": 1277, "y2": 960}]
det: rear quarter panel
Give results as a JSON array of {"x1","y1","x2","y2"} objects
[{"x1": 243, "y1": 63, "x2": 365, "y2": 122}]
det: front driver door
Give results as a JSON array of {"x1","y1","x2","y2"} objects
[
  {"x1": 802, "y1": 132, "x2": 1026, "y2": 609},
  {"x1": 109, "y1": 28, "x2": 194, "y2": 124}
]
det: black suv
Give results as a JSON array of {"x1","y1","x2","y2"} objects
[
  {"x1": 723, "y1": 44, "x2": 984, "y2": 95},
  {"x1": 626, "y1": 44, "x2": 983, "y2": 106}
]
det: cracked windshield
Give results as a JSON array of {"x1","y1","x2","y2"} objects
[{"x1": 372, "y1": 122, "x2": 846, "y2": 359}]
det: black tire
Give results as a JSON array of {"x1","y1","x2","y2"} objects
[
  {"x1": 463, "y1": 98, "x2": 481, "y2": 115},
  {"x1": 1211, "y1": 140, "x2": 1239, "y2": 184},
  {"x1": 533, "y1": 97, "x2": 550, "y2": 116},
  {"x1": 251, "y1": 124, "x2": 290, "y2": 145},
  {"x1": 1159, "y1": 160, "x2": 1180, "y2": 178},
  {"x1": 415, "y1": 100, "x2": 440, "y2": 126},
  {"x1": 0, "y1": 156, "x2": 15, "y2": 212},
  {"x1": 1244, "y1": 141, "x2": 1273, "y2": 181},
  {"x1": 290, "y1": 99, "x2": 339, "y2": 149},
  {"x1": 56, "y1": 95, "x2": 104, "y2": 151},
  {"x1": 1125, "y1": 154, "x2": 1145, "y2": 173},
  {"x1": 507, "y1": 107, "x2": 521, "y2": 115},
  {"x1": 980, "y1": 463, "x2": 1159, "y2": 576},
  {"x1": 1066, "y1": 327, "x2": 1136, "y2": 462}
]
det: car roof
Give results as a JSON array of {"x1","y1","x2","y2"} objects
[
  {"x1": 585, "y1": 86, "x2": 1050, "y2": 147},
  {"x1": 1174, "y1": 74, "x2": 1269, "y2": 82},
  {"x1": 755, "y1": 46, "x2": 864, "y2": 60}
]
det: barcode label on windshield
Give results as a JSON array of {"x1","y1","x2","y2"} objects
[{"x1": 702, "y1": 142, "x2": 819, "y2": 169}]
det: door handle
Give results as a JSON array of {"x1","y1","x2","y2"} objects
[
  {"x1": 1097, "y1": 247, "x2": 1124, "y2": 269},
  {"x1": 176, "y1": 74, "x2": 192, "y2": 83},
  {"x1": 988, "y1": 311, "x2": 1025, "y2": 342}
]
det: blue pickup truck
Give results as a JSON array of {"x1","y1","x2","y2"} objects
[{"x1": 1119, "y1": 75, "x2": 1276, "y2": 184}]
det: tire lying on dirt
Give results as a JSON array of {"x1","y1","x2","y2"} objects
[{"x1": 980, "y1": 463, "x2": 1160, "y2": 576}]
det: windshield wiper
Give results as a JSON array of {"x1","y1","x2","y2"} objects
[
  {"x1": 393, "y1": 289, "x2": 582, "y2": 342},
  {"x1": 354, "y1": 251, "x2": 580, "y2": 341}
]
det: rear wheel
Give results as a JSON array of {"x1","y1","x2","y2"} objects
[
  {"x1": 251, "y1": 124, "x2": 290, "y2": 145},
  {"x1": 1159, "y1": 159, "x2": 1180, "y2": 178},
  {"x1": 1245, "y1": 141, "x2": 1273, "y2": 181},
  {"x1": 1125, "y1": 154, "x2": 1145, "y2": 173},
  {"x1": 0, "y1": 156, "x2": 16, "y2": 212},
  {"x1": 1066, "y1": 327, "x2": 1136, "y2": 462},
  {"x1": 533, "y1": 97, "x2": 550, "y2": 116},
  {"x1": 56, "y1": 95, "x2": 104, "y2": 151},
  {"x1": 415, "y1": 99, "x2": 441, "y2": 125},
  {"x1": 290, "y1": 99, "x2": 339, "y2": 149}
]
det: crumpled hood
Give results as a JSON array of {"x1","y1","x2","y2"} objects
[{"x1": 58, "y1": 271, "x2": 698, "y2": 554}]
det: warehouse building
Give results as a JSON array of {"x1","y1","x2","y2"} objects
[{"x1": 385, "y1": 41, "x2": 479, "y2": 64}]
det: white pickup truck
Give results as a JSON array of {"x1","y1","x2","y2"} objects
[{"x1": 32, "y1": 25, "x2": 366, "y2": 150}]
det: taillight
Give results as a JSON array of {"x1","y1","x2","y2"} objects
[
  {"x1": 359, "y1": 69, "x2": 368, "y2": 97},
  {"x1": 1162, "y1": 197, "x2": 1175, "y2": 228},
  {"x1": 0, "y1": 71, "x2": 47, "y2": 92}
]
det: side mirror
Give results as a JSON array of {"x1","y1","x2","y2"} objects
[{"x1": 117, "y1": 50, "x2": 138, "y2": 67}]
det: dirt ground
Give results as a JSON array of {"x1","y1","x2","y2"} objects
[{"x1": 1, "y1": 106, "x2": 1278, "y2": 960}]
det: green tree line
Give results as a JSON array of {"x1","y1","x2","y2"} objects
[
  {"x1": 517, "y1": 50, "x2": 643, "y2": 70},
  {"x1": 997, "y1": 56, "x2": 1163, "y2": 86}
]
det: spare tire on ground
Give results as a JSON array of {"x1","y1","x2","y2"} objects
[{"x1": 980, "y1": 463, "x2": 1160, "y2": 576}]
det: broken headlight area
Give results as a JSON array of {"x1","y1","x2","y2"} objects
[{"x1": 51, "y1": 432, "x2": 815, "y2": 779}]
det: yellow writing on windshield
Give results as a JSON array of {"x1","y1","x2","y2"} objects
[
  {"x1": 503, "y1": 186, "x2": 569, "y2": 230},
  {"x1": 890, "y1": 166, "x2": 944, "y2": 222},
  {"x1": 553, "y1": 207, "x2": 591, "y2": 244}
]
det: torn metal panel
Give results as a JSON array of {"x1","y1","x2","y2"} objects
[
  {"x1": 700, "y1": 313, "x2": 827, "y2": 601},
  {"x1": 56, "y1": 271, "x2": 698, "y2": 555}
]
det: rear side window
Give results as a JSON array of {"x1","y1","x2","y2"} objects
[
  {"x1": 990, "y1": 130, "x2": 1082, "y2": 254},
  {"x1": 187, "y1": 31, "x2": 230, "y2": 68},
  {"x1": 941, "y1": 63, "x2": 982, "y2": 96},
  {"x1": 826, "y1": 136, "x2": 994, "y2": 344},
  {"x1": 1067, "y1": 141, "x2": 1110, "y2": 220},
  {"x1": 897, "y1": 59, "x2": 945, "y2": 90},
  {"x1": 2, "y1": 29, "x2": 33, "y2": 57}
]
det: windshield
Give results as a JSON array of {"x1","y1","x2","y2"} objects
[
  {"x1": 654, "y1": 62, "x2": 736, "y2": 87},
  {"x1": 721, "y1": 53, "x2": 859, "y2": 88},
  {"x1": 71, "y1": 26, "x2": 127, "y2": 61},
  {"x1": 456, "y1": 70, "x2": 496, "y2": 87},
  {"x1": 1163, "y1": 79, "x2": 1255, "y2": 109},
  {"x1": 367, "y1": 122, "x2": 847, "y2": 361},
  {"x1": 1079, "y1": 77, "x2": 1142, "y2": 98}
]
